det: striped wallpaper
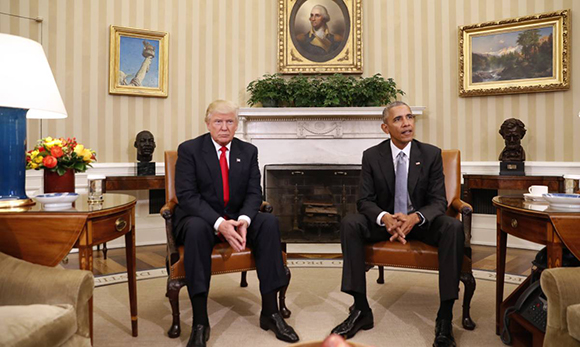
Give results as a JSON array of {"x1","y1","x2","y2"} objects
[{"x1": 1, "y1": 0, "x2": 579, "y2": 163}]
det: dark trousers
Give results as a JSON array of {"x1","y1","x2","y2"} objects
[
  {"x1": 340, "y1": 213, "x2": 464, "y2": 302},
  {"x1": 177, "y1": 213, "x2": 288, "y2": 299}
]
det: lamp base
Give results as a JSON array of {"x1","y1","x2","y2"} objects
[
  {"x1": 0, "y1": 107, "x2": 30, "y2": 202},
  {"x1": 0, "y1": 198, "x2": 35, "y2": 209}
]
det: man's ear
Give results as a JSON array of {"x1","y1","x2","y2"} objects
[
  {"x1": 134, "y1": 141, "x2": 137, "y2": 148},
  {"x1": 381, "y1": 123, "x2": 390, "y2": 135}
]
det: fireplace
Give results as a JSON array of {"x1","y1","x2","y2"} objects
[
  {"x1": 264, "y1": 164, "x2": 361, "y2": 243},
  {"x1": 237, "y1": 107, "x2": 425, "y2": 245}
]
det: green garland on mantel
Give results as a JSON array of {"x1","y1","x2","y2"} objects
[{"x1": 246, "y1": 73, "x2": 405, "y2": 108}]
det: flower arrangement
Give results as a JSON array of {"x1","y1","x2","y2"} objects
[{"x1": 26, "y1": 137, "x2": 96, "y2": 176}]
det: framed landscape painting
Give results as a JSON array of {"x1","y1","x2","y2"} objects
[
  {"x1": 459, "y1": 10, "x2": 569, "y2": 97},
  {"x1": 109, "y1": 26, "x2": 169, "y2": 97},
  {"x1": 278, "y1": 0, "x2": 362, "y2": 74}
]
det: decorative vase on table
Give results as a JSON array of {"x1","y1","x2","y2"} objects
[
  {"x1": 26, "y1": 136, "x2": 97, "y2": 195},
  {"x1": 43, "y1": 169, "x2": 75, "y2": 193}
]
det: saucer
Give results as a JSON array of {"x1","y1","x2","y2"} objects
[
  {"x1": 523, "y1": 201, "x2": 549, "y2": 212},
  {"x1": 543, "y1": 193, "x2": 580, "y2": 210},
  {"x1": 34, "y1": 193, "x2": 79, "y2": 209},
  {"x1": 523, "y1": 193, "x2": 545, "y2": 202}
]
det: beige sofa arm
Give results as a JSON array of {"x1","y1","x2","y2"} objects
[
  {"x1": 541, "y1": 267, "x2": 580, "y2": 346},
  {"x1": 0, "y1": 252, "x2": 94, "y2": 337}
]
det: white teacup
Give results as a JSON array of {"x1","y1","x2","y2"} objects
[{"x1": 528, "y1": 185, "x2": 548, "y2": 196}]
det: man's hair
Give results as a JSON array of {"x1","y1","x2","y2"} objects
[
  {"x1": 382, "y1": 101, "x2": 410, "y2": 123},
  {"x1": 499, "y1": 118, "x2": 526, "y2": 138},
  {"x1": 312, "y1": 5, "x2": 330, "y2": 22},
  {"x1": 205, "y1": 99, "x2": 239, "y2": 123}
]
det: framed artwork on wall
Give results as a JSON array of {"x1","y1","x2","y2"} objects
[
  {"x1": 459, "y1": 9, "x2": 569, "y2": 97},
  {"x1": 109, "y1": 26, "x2": 169, "y2": 97},
  {"x1": 278, "y1": 0, "x2": 362, "y2": 74}
]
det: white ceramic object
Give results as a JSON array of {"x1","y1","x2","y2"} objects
[
  {"x1": 543, "y1": 193, "x2": 580, "y2": 210},
  {"x1": 523, "y1": 201, "x2": 549, "y2": 212},
  {"x1": 528, "y1": 185, "x2": 548, "y2": 195},
  {"x1": 523, "y1": 193, "x2": 545, "y2": 202},
  {"x1": 34, "y1": 192, "x2": 79, "y2": 210}
]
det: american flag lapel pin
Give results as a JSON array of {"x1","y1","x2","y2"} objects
[{"x1": 236, "y1": 158, "x2": 241, "y2": 162}]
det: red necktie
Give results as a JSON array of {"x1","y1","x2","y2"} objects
[{"x1": 219, "y1": 146, "x2": 229, "y2": 207}]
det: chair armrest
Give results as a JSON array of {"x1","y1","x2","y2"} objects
[
  {"x1": 160, "y1": 200, "x2": 180, "y2": 262},
  {"x1": 260, "y1": 201, "x2": 273, "y2": 213},
  {"x1": 541, "y1": 268, "x2": 580, "y2": 332},
  {"x1": 451, "y1": 198, "x2": 473, "y2": 216},
  {"x1": 0, "y1": 252, "x2": 94, "y2": 337},
  {"x1": 450, "y1": 198, "x2": 473, "y2": 252},
  {"x1": 161, "y1": 200, "x2": 177, "y2": 220}
]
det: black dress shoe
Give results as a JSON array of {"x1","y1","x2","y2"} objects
[
  {"x1": 433, "y1": 319, "x2": 456, "y2": 347},
  {"x1": 186, "y1": 324, "x2": 210, "y2": 347},
  {"x1": 260, "y1": 312, "x2": 299, "y2": 343},
  {"x1": 331, "y1": 309, "x2": 374, "y2": 339}
]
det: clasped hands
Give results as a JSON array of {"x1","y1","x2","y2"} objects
[
  {"x1": 217, "y1": 219, "x2": 248, "y2": 252},
  {"x1": 381, "y1": 212, "x2": 421, "y2": 244}
]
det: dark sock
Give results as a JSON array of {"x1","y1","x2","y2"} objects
[
  {"x1": 261, "y1": 289, "x2": 279, "y2": 316},
  {"x1": 192, "y1": 293, "x2": 209, "y2": 326},
  {"x1": 353, "y1": 293, "x2": 371, "y2": 313},
  {"x1": 437, "y1": 299, "x2": 454, "y2": 321}
]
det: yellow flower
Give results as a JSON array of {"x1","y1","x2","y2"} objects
[
  {"x1": 74, "y1": 144, "x2": 84, "y2": 156},
  {"x1": 30, "y1": 163, "x2": 38, "y2": 169},
  {"x1": 34, "y1": 156, "x2": 43, "y2": 164},
  {"x1": 82, "y1": 149, "x2": 92, "y2": 161},
  {"x1": 31, "y1": 150, "x2": 39, "y2": 157},
  {"x1": 45, "y1": 138, "x2": 62, "y2": 149}
]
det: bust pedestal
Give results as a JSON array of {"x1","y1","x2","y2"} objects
[
  {"x1": 500, "y1": 161, "x2": 525, "y2": 176},
  {"x1": 136, "y1": 162, "x2": 155, "y2": 176}
]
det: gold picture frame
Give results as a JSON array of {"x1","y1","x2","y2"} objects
[
  {"x1": 459, "y1": 9, "x2": 569, "y2": 97},
  {"x1": 109, "y1": 26, "x2": 169, "y2": 97},
  {"x1": 278, "y1": 0, "x2": 362, "y2": 74}
]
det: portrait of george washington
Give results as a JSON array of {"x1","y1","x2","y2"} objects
[{"x1": 289, "y1": 0, "x2": 350, "y2": 63}]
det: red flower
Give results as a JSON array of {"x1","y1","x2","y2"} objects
[
  {"x1": 43, "y1": 156, "x2": 57, "y2": 169},
  {"x1": 50, "y1": 146, "x2": 64, "y2": 158},
  {"x1": 38, "y1": 147, "x2": 45, "y2": 152}
]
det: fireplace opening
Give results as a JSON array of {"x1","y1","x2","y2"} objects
[{"x1": 264, "y1": 164, "x2": 361, "y2": 243}]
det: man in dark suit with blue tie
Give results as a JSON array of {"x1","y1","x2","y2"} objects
[
  {"x1": 173, "y1": 100, "x2": 299, "y2": 346},
  {"x1": 331, "y1": 101, "x2": 464, "y2": 347}
]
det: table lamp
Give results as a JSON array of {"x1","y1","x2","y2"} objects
[{"x1": 0, "y1": 33, "x2": 67, "y2": 208}]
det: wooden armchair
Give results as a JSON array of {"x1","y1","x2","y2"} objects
[
  {"x1": 160, "y1": 150, "x2": 291, "y2": 338},
  {"x1": 364, "y1": 150, "x2": 476, "y2": 330}
]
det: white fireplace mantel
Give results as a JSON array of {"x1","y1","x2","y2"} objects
[
  {"x1": 238, "y1": 106, "x2": 426, "y2": 118},
  {"x1": 236, "y1": 106, "x2": 426, "y2": 142}
]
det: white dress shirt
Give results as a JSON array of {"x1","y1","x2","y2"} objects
[{"x1": 376, "y1": 141, "x2": 425, "y2": 227}]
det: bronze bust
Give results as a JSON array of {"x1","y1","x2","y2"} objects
[
  {"x1": 498, "y1": 118, "x2": 526, "y2": 162},
  {"x1": 134, "y1": 130, "x2": 156, "y2": 163}
]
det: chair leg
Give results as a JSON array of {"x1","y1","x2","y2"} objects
[
  {"x1": 377, "y1": 265, "x2": 385, "y2": 284},
  {"x1": 240, "y1": 271, "x2": 248, "y2": 287},
  {"x1": 460, "y1": 272, "x2": 476, "y2": 330},
  {"x1": 167, "y1": 279, "x2": 186, "y2": 338},
  {"x1": 279, "y1": 265, "x2": 292, "y2": 318},
  {"x1": 102, "y1": 242, "x2": 108, "y2": 260}
]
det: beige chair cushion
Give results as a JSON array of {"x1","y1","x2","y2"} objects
[
  {"x1": 568, "y1": 304, "x2": 580, "y2": 342},
  {"x1": 0, "y1": 304, "x2": 77, "y2": 347}
]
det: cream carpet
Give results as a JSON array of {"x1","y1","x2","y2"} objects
[{"x1": 93, "y1": 265, "x2": 517, "y2": 347}]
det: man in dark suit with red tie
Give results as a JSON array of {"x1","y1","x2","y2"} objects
[
  {"x1": 173, "y1": 100, "x2": 299, "y2": 346},
  {"x1": 331, "y1": 101, "x2": 464, "y2": 347}
]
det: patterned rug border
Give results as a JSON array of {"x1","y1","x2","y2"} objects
[{"x1": 94, "y1": 259, "x2": 525, "y2": 287}]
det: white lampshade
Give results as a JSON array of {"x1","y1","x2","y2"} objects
[{"x1": 0, "y1": 33, "x2": 67, "y2": 119}]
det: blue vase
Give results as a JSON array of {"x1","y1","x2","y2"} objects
[{"x1": 0, "y1": 106, "x2": 30, "y2": 205}]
